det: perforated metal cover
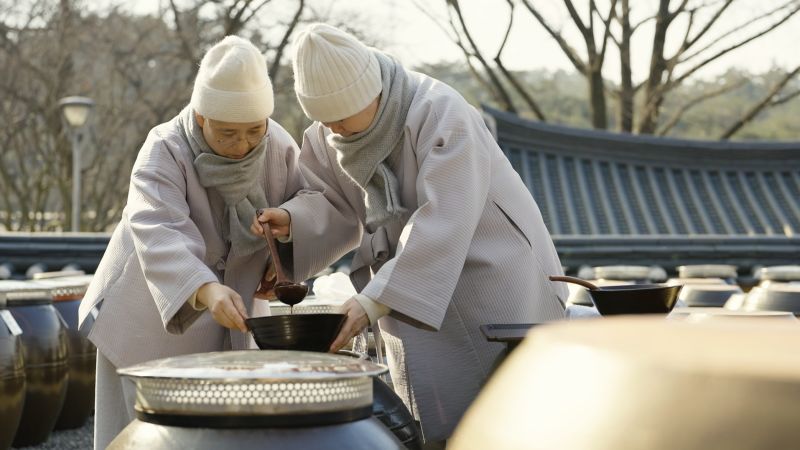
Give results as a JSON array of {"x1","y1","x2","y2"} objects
[
  {"x1": 119, "y1": 351, "x2": 387, "y2": 417},
  {"x1": 269, "y1": 296, "x2": 345, "y2": 316}
]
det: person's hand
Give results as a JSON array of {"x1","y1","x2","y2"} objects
[
  {"x1": 329, "y1": 297, "x2": 370, "y2": 353},
  {"x1": 196, "y1": 282, "x2": 249, "y2": 332},
  {"x1": 251, "y1": 208, "x2": 291, "y2": 238}
]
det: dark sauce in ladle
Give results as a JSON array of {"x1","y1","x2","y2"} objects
[{"x1": 259, "y1": 217, "x2": 308, "y2": 312}]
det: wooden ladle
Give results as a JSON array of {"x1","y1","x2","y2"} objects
[
  {"x1": 549, "y1": 275, "x2": 600, "y2": 291},
  {"x1": 261, "y1": 221, "x2": 308, "y2": 306}
]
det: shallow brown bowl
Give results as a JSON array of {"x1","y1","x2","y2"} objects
[
  {"x1": 246, "y1": 313, "x2": 346, "y2": 352},
  {"x1": 589, "y1": 284, "x2": 682, "y2": 316}
]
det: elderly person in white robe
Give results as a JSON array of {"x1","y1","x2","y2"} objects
[
  {"x1": 253, "y1": 23, "x2": 567, "y2": 444},
  {"x1": 78, "y1": 36, "x2": 305, "y2": 449}
]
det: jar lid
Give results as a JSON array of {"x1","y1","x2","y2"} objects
[
  {"x1": 28, "y1": 275, "x2": 93, "y2": 301},
  {"x1": 449, "y1": 317, "x2": 800, "y2": 449},
  {"x1": 592, "y1": 265, "x2": 665, "y2": 281},
  {"x1": 0, "y1": 280, "x2": 53, "y2": 307},
  {"x1": 32, "y1": 270, "x2": 86, "y2": 280},
  {"x1": 755, "y1": 265, "x2": 800, "y2": 281},
  {"x1": 121, "y1": 350, "x2": 386, "y2": 380},
  {"x1": 118, "y1": 350, "x2": 388, "y2": 426},
  {"x1": 678, "y1": 264, "x2": 738, "y2": 279}
]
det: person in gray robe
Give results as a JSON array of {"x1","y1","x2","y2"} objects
[
  {"x1": 78, "y1": 35, "x2": 305, "y2": 449},
  {"x1": 253, "y1": 23, "x2": 567, "y2": 444}
]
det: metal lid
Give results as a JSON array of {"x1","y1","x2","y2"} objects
[
  {"x1": 681, "y1": 284, "x2": 742, "y2": 293},
  {"x1": 667, "y1": 277, "x2": 726, "y2": 286},
  {"x1": 592, "y1": 265, "x2": 666, "y2": 281},
  {"x1": 32, "y1": 270, "x2": 86, "y2": 280},
  {"x1": 742, "y1": 284, "x2": 800, "y2": 315},
  {"x1": 755, "y1": 265, "x2": 800, "y2": 281},
  {"x1": 0, "y1": 280, "x2": 53, "y2": 307},
  {"x1": 677, "y1": 264, "x2": 738, "y2": 279},
  {"x1": 669, "y1": 307, "x2": 797, "y2": 321},
  {"x1": 28, "y1": 275, "x2": 93, "y2": 301},
  {"x1": 119, "y1": 350, "x2": 387, "y2": 426},
  {"x1": 120, "y1": 350, "x2": 386, "y2": 380}
]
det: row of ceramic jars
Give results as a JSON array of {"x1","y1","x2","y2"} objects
[{"x1": 0, "y1": 276, "x2": 95, "y2": 449}]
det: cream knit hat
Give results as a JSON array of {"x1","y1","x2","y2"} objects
[
  {"x1": 292, "y1": 23, "x2": 382, "y2": 123},
  {"x1": 191, "y1": 35, "x2": 274, "y2": 123}
]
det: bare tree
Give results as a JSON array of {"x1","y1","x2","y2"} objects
[
  {"x1": 0, "y1": 0, "x2": 79, "y2": 231},
  {"x1": 219, "y1": 0, "x2": 275, "y2": 36},
  {"x1": 521, "y1": 0, "x2": 618, "y2": 129},
  {"x1": 636, "y1": 0, "x2": 800, "y2": 133},
  {"x1": 0, "y1": 0, "x2": 308, "y2": 231},
  {"x1": 269, "y1": 0, "x2": 305, "y2": 82},
  {"x1": 614, "y1": 0, "x2": 635, "y2": 132},
  {"x1": 423, "y1": 0, "x2": 800, "y2": 135},
  {"x1": 658, "y1": 78, "x2": 747, "y2": 135},
  {"x1": 414, "y1": 0, "x2": 519, "y2": 113},
  {"x1": 494, "y1": 0, "x2": 547, "y2": 120}
]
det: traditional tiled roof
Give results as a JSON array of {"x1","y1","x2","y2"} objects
[
  {"x1": 0, "y1": 233, "x2": 108, "y2": 279},
  {"x1": 483, "y1": 107, "x2": 800, "y2": 237},
  {"x1": 482, "y1": 107, "x2": 800, "y2": 272}
]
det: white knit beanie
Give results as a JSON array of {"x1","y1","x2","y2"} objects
[
  {"x1": 190, "y1": 35, "x2": 274, "y2": 123},
  {"x1": 292, "y1": 23, "x2": 382, "y2": 123}
]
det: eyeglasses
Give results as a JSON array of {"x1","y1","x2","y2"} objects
[
  {"x1": 215, "y1": 130, "x2": 266, "y2": 149},
  {"x1": 211, "y1": 121, "x2": 269, "y2": 150}
]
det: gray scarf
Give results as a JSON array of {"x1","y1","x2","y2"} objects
[
  {"x1": 327, "y1": 52, "x2": 418, "y2": 230},
  {"x1": 177, "y1": 107, "x2": 268, "y2": 257}
]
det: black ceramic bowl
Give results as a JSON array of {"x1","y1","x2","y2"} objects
[
  {"x1": 589, "y1": 284, "x2": 682, "y2": 316},
  {"x1": 246, "y1": 313, "x2": 346, "y2": 352}
]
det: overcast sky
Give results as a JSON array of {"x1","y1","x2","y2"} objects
[{"x1": 117, "y1": 0, "x2": 800, "y2": 83}]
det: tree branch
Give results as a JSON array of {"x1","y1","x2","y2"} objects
[
  {"x1": 413, "y1": 0, "x2": 505, "y2": 104},
  {"x1": 678, "y1": 0, "x2": 734, "y2": 53},
  {"x1": 598, "y1": 0, "x2": 619, "y2": 65},
  {"x1": 446, "y1": 0, "x2": 517, "y2": 112},
  {"x1": 520, "y1": 0, "x2": 587, "y2": 73},
  {"x1": 169, "y1": 0, "x2": 197, "y2": 64},
  {"x1": 494, "y1": 0, "x2": 546, "y2": 120},
  {"x1": 412, "y1": 0, "x2": 460, "y2": 43},
  {"x1": 495, "y1": 0, "x2": 514, "y2": 61},
  {"x1": 631, "y1": 14, "x2": 657, "y2": 33},
  {"x1": 770, "y1": 88, "x2": 800, "y2": 107},
  {"x1": 668, "y1": 0, "x2": 692, "y2": 21},
  {"x1": 721, "y1": 65, "x2": 800, "y2": 139},
  {"x1": 240, "y1": 0, "x2": 275, "y2": 30},
  {"x1": 223, "y1": 0, "x2": 248, "y2": 35},
  {"x1": 494, "y1": 59, "x2": 547, "y2": 121},
  {"x1": 563, "y1": 0, "x2": 590, "y2": 39},
  {"x1": 657, "y1": 78, "x2": 746, "y2": 135},
  {"x1": 678, "y1": 0, "x2": 792, "y2": 65},
  {"x1": 269, "y1": 0, "x2": 304, "y2": 82},
  {"x1": 672, "y1": 3, "x2": 800, "y2": 88}
]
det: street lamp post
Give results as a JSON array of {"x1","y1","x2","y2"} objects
[{"x1": 58, "y1": 96, "x2": 94, "y2": 232}]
